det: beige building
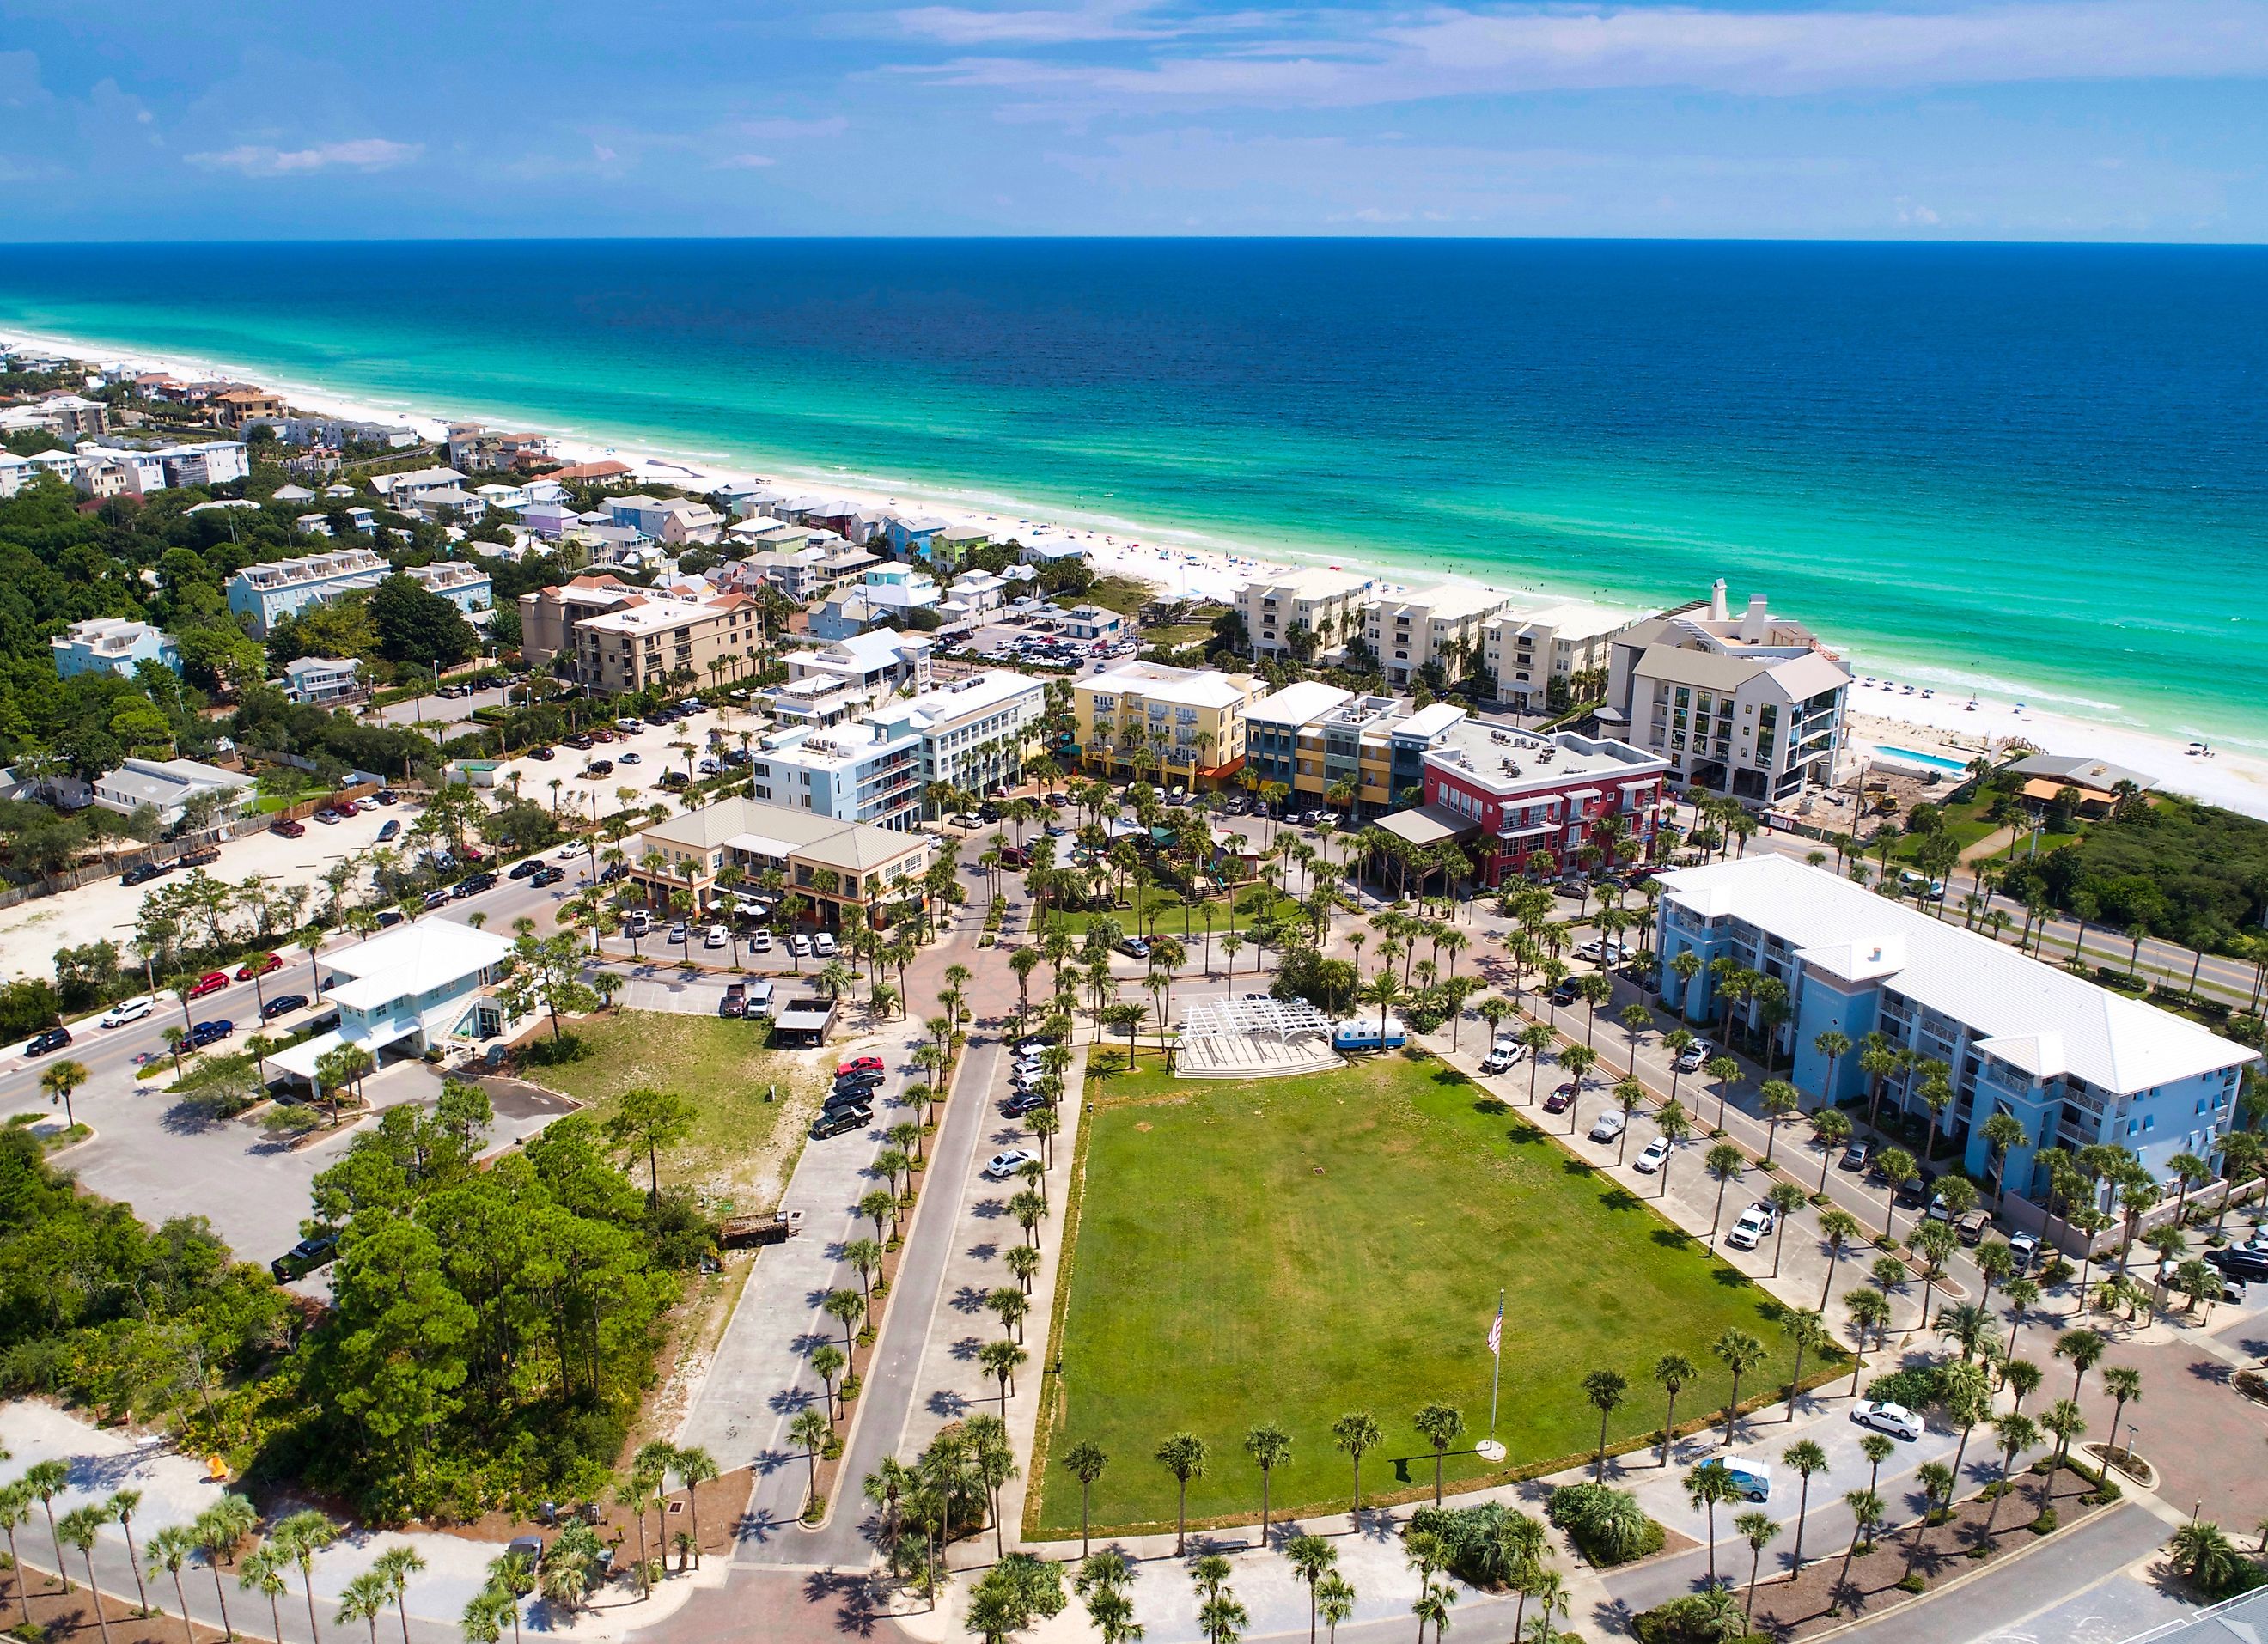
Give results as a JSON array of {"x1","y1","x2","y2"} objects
[
  {"x1": 1599, "y1": 580, "x2": 1850, "y2": 807},
  {"x1": 632, "y1": 795, "x2": 934, "y2": 929},
  {"x1": 517, "y1": 574, "x2": 641, "y2": 667},
  {"x1": 1235, "y1": 566, "x2": 1376, "y2": 660},
  {"x1": 1071, "y1": 660, "x2": 1265, "y2": 786},
  {"x1": 1481, "y1": 602, "x2": 1638, "y2": 712},
  {"x1": 1363, "y1": 584, "x2": 1511, "y2": 687},
  {"x1": 572, "y1": 589, "x2": 766, "y2": 695}
]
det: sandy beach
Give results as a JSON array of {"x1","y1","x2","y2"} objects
[{"x1": 22, "y1": 320, "x2": 2268, "y2": 823}]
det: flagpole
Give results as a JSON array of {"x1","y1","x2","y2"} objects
[{"x1": 1478, "y1": 1288, "x2": 1507, "y2": 1462}]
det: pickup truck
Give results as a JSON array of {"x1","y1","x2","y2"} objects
[{"x1": 1725, "y1": 1202, "x2": 1778, "y2": 1251}]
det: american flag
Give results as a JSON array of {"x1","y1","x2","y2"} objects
[{"x1": 1486, "y1": 1299, "x2": 1503, "y2": 1357}]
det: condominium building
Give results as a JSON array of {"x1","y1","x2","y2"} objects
[
  {"x1": 52, "y1": 618, "x2": 179, "y2": 680},
  {"x1": 870, "y1": 669, "x2": 1049, "y2": 796},
  {"x1": 1071, "y1": 661, "x2": 1265, "y2": 786},
  {"x1": 1408, "y1": 720, "x2": 1669, "y2": 884},
  {"x1": 571, "y1": 590, "x2": 767, "y2": 695},
  {"x1": 517, "y1": 574, "x2": 642, "y2": 666},
  {"x1": 155, "y1": 441, "x2": 250, "y2": 488},
  {"x1": 632, "y1": 795, "x2": 935, "y2": 927},
  {"x1": 746, "y1": 719, "x2": 925, "y2": 830},
  {"x1": 1236, "y1": 566, "x2": 1377, "y2": 660},
  {"x1": 1653, "y1": 855, "x2": 2256, "y2": 1197},
  {"x1": 1363, "y1": 585, "x2": 1512, "y2": 686},
  {"x1": 1599, "y1": 581, "x2": 1849, "y2": 806},
  {"x1": 402, "y1": 561, "x2": 494, "y2": 617},
  {"x1": 1481, "y1": 602, "x2": 1637, "y2": 712},
  {"x1": 227, "y1": 549, "x2": 390, "y2": 636},
  {"x1": 1242, "y1": 681, "x2": 1463, "y2": 816},
  {"x1": 769, "y1": 630, "x2": 935, "y2": 728}
]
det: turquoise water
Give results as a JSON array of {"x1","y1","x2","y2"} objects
[
  {"x1": 1870, "y1": 745, "x2": 1974, "y2": 772},
  {"x1": 1, "y1": 239, "x2": 2262, "y2": 743}
]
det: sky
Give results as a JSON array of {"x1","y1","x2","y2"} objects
[{"x1": 2, "y1": 0, "x2": 2265, "y2": 240}]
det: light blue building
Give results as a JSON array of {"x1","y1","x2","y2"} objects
[
  {"x1": 1651, "y1": 855, "x2": 2253, "y2": 1201},
  {"x1": 227, "y1": 548, "x2": 390, "y2": 636},
  {"x1": 52, "y1": 618, "x2": 179, "y2": 679},
  {"x1": 746, "y1": 717, "x2": 924, "y2": 830}
]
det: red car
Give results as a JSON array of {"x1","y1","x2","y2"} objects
[
  {"x1": 333, "y1": 799, "x2": 360, "y2": 818},
  {"x1": 838, "y1": 1056, "x2": 886, "y2": 1077},
  {"x1": 1543, "y1": 1083, "x2": 1578, "y2": 1115},
  {"x1": 269, "y1": 819, "x2": 306, "y2": 839},
  {"x1": 459, "y1": 843, "x2": 485, "y2": 862},
  {"x1": 186, "y1": 971, "x2": 230, "y2": 1000},
  {"x1": 235, "y1": 954, "x2": 284, "y2": 980}
]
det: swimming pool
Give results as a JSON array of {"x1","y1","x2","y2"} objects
[{"x1": 1871, "y1": 744, "x2": 1971, "y2": 773}]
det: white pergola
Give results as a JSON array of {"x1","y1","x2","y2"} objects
[{"x1": 1179, "y1": 996, "x2": 1334, "y2": 1044}]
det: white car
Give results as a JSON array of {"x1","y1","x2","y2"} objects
[
  {"x1": 704, "y1": 924, "x2": 727, "y2": 949},
  {"x1": 1481, "y1": 1037, "x2": 1527, "y2": 1074},
  {"x1": 747, "y1": 929, "x2": 774, "y2": 953},
  {"x1": 556, "y1": 843, "x2": 582, "y2": 859},
  {"x1": 1588, "y1": 1110, "x2": 1628, "y2": 1143},
  {"x1": 1634, "y1": 1136, "x2": 1672, "y2": 1173},
  {"x1": 668, "y1": 922, "x2": 688, "y2": 944},
  {"x1": 984, "y1": 1148, "x2": 1039, "y2": 1180},
  {"x1": 101, "y1": 997, "x2": 155, "y2": 1028},
  {"x1": 1725, "y1": 1203, "x2": 1778, "y2": 1251},
  {"x1": 790, "y1": 933, "x2": 813, "y2": 959},
  {"x1": 1674, "y1": 1040, "x2": 1713, "y2": 1073},
  {"x1": 1851, "y1": 1401, "x2": 1924, "y2": 1441},
  {"x1": 813, "y1": 932, "x2": 838, "y2": 958}
]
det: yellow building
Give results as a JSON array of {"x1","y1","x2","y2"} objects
[{"x1": 1071, "y1": 661, "x2": 1265, "y2": 786}]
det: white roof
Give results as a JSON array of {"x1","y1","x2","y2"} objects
[
  {"x1": 1247, "y1": 680, "x2": 1353, "y2": 728},
  {"x1": 820, "y1": 628, "x2": 932, "y2": 670},
  {"x1": 1242, "y1": 565, "x2": 1374, "y2": 600},
  {"x1": 324, "y1": 917, "x2": 511, "y2": 1005},
  {"x1": 1082, "y1": 660, "x2": 1251, "y2": 711},
  {"x1": 1656, "y1": 856, "x2": 2253, "y2": 1095}
]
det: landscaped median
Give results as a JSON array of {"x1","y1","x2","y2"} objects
[{"x1": 1026, "y1": 1048, "x2": 1848, "y2": 1541}]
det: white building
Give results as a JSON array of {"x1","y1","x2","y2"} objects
[
  {"x1": 747, "y1": 719, "x2": 925, "y2": 830},
  {"x1": 1600, "y1": 581, "x2": 1850, "y2": 806},
  {"x1": 1363, "y1": 585, "x2": 1512, "y2": 687},
  {"x1": 1237, "y1": 565, "x2": 1377, "y2": 660},
  {"x1": 155, "y1": 441, "x2": 250, "y2": 488},
  {"x1": 783, "y1": 630, "x2": 935, "y2": 699},
  {"x1": 227, "y1": 550, "x2": 390, "y2": 636},
  {"x1": 271, "y1": 920, "x2": 526, "y2": 1085},
  {"x1": 369, "y1": 466, "x2": 470, "y2": 504},
  {"x1": 1481, "y1": 602, "x2": 1638, "y2": 712},
  {"x1": 870, "y1": 669, "x2": 1048, "y2": 796},
  {"x1": 283, "y1": 655, "x2": 363, "y2": 705},
  {"x1": 92, "y1": 758, "x2": 251, "y2": 829}
]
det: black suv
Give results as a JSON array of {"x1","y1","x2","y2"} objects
[
  {"x1": 122, "y1": 862, "x2": 169, "y2": 886},
  {"x1": 25, "y1": 1026, "x2": 72, "y2": 1056},
  {"x1": 530, "y1": 866, "x2": 564, "y2": 887},
  {"x1": 2206, "y1": 1247, "x2": 2268, "y2": 1285}
]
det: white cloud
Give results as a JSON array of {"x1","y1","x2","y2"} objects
[
  {"x1": 186, "y1": 137, "x2": 421, "y2": 176},
  {"x1": 714, "y1": 152, "x2": 778, "y2": 168},
  {"x1": 901, "y1": 0, "x2": 2268, "y2": 108},
  {"x1": 894, "y1": 0, "x2": 1165, "y2": 44}
]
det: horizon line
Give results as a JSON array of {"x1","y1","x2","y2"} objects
[{"x1": 3, "y1": 233, "x2": 2267, "y2": 251}]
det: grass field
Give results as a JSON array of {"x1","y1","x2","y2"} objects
[
  {"x1": 528, "y1": 1008, "x2": 826, "y2": 1214},
  {"x1": 1035, "y1": 1050, "x2": 1808, "y2": 1534},
  {"x1": 1047, "y1": 886, "x2": 1304, "y2": 943}
]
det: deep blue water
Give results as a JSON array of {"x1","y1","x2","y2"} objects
[{"x1": 1, "y1": 239, "x2": 2262, "y2": 740}]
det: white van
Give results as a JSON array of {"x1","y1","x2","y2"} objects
[{"x1": 1719, "y1": 1459, "x2": 1772, "y2": 1502}]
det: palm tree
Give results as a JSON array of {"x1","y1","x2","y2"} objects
[
  {"x1": 1780, "y1": 1438, "x2": 1828, "y2": 1570},
  {"x1": 1582, "y1": 1369, "x2": 1628, "y2": 1480},
  {"x1": 146, "y1": 1525, "x2": 198, "y2": 1644},
  {"x1": 1684, "y1": 1462, "x2": 1741, "y2": 1586},
  {"x1": 1735, "y1": 1511, "x2": 1781, "y2": 1622},
  {"x1": 337, "y1": 1569, "x2": 391, "y2": 1644},
  {"x1": 1704, "y1": 1142, "x2": 1746, "y2": 1246},
  {"x1": 1704, "y1": 1055, "x2": 1741, "y2": 1131},
  {"x1": 373, "y1": 1546, "x2": 425, "y2": 1642},
  {"x1": 2054, "y1": 1328, "x2": 2106, "y2": 1403},
  {"x1": 1315, "y1": 1574, "x2": 1356, "y2": 1644},
  {"x1": 1155, "y1": 1433, "x2": 1209, "y2": 1555},
  {"x1": 1411, "y1": 1401, "x2": 1465, "y2": 1505},
  {"x1": 1332, "y1": 1410, "x2": 1381, "y2": 1515},
  {"x1": 2102, "y1": 1366, "x2": 2143, "y2": 1461},
  {"x1": 1817, "y1": 1207, "x2": 1865, "y2": 1310},
  {"x1": 1979, "y1": 1413, "x2": 2039, "y2": 1540},
  {"x1": 1782, "y1": 1308, "x2": 1831, "y2": 1415},
  {"x1": 58, "y1": 1507, "x2": 114, "y2": 1644},
  {"x1": 271, "y1": 1509, "x2": 338, "y2": 1644},
  {"x1": 1285, "y1": 1535, "x2": 1337, "y2": 1644},
  {"x1": 193, "y1": 1494, "x2": 256, "y2": 1640},
  {"x1": 1243, "y1": 1422, "x2": 1293, "y2": 1548},
  {"x1": 1837, "y1": 1488, "x2": 1883, "y2": 1592},
  {"x1": 40, "y1": 1057, "x2": 90, "y2": 1128},
  {"x1": 1062, "y1": 1441, "x2": 1109, "y2": 1557},
  {"x1": 238, "y1": 1549, "x2": 291, "y2": 1644},
  {"x1": 1712, "y1": 1327, "x2": 1768, "y2": 1442},
  {"x1": 1650, "y1": 1352, "x2": 1697, "y2": 1467},
  {"x1": 105, "y1": 1490, "x2": 149, "y2": 1617},
  {"x1": 22, "y1": 1459, "x2": 69, "y2": 1588}
]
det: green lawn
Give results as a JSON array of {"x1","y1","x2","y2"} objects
[
  {"x1": 1081, "y1": 574, "x2": 1161, "y2": 616},
  {"x1": 1046, "y1": 886, "x2": 1304, "y2": 943},
  {"x1": 1035, "y1": 1050, "x2": 1811, "y2": 1535},
  {"x1": 526, "y1": 1008, "x2": 826, "y2": 1213}
]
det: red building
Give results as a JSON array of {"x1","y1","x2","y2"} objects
[{"x1": 1410, "y1": 723, "x2": 1670, "y2": 886}]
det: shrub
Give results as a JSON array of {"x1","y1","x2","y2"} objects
[
  {"x1": 1866, "y1": 1365, "x2": 1943, "y2": 1411},
  {"x1": 1631, "y1": 1589, "x2": 1759, "y2": 1644},
  {"x1": 1405, "y1": 1503, "x2": 1549, "y2": 1589},
  {"x1": 1897, "y1": 1572, "x2": 1927, "y2": 1592},
  {"x1": 1546, "y1": 1481, "x2": 1666, "y2": 1567},
  {"x1": 2030, "y1": 1506, "x2": 2059, "y2": 1534}
]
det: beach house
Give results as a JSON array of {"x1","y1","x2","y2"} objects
[
  {"x1": 91, "y1": 758, "x2": 252, "y2": 830},
  {"x1": 269, "y1": 920, "x2": 526, "y2": 1087},
  {"x1": 283, "y1": 655, "x2": 364, "y2": 706},
  {"x1": 52, "y1": 618, "x2": 180, "y2": 680},
  {"x1": 227, "y1": 549, "x2": 391, "y2": 636}
]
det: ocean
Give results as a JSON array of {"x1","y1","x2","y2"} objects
[{"x1": 2, "y1": 238, "x2": 2263, "y2": 744}]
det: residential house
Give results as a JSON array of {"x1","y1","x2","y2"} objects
[
  {"x1": 92, "y1": 758, "x2": 251, "y2": 830},
  {"x1": 52, "y1": 618, "x2": 180, "y2": 679},
  {"x1": 212, "y1": 388, "x2": 287, "y2": 428},
  {"x1": 403, "y1": 561, "x2": 495, "y2": 617},
  {"x1": 268, "y1": 920, "x2": 527, "y2": 1087},
  {"x1": 282, "y1": 655, "x2": 364, "y2": 705},
  {"x1": 369, "y1": 466, "x2": 470, "y2": 505},
  {"x1": 608, "y1": 495, "x2": 722, "y2": 545}
]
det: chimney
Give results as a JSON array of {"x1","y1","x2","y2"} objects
[
  {"x1": 1709, "y1": 578, "x2": 1729, "y2": 622},
  {"x1": 1739, "y1": 594, "x2": 1769, "y2": 642}
]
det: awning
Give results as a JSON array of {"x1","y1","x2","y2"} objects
[
  {"x1": 269, "y1": 1017, "x2": 419, "y2": 1081},
  {"x1": 1377, "y1": 803, "x2": 1478, "y2": 848}
]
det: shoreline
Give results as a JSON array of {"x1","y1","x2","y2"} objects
[{"x1": 17, "y1": 319, "x2": 2268, "y2": 823}]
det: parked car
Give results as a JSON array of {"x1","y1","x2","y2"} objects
[
  {"x1": 1543, "y1": 1083, "x2": 1577, "y2": 1115},
  {"x1": 790, "y1": 933, "x2": 813, "y2": 959},
  {"x1": 1481, "y1": 1036, "x2": 1527, "y2": 1074},
  {"x1": 422, "y1": 890, "x2": 449, "y2": 910},
  {"x1": 583, "y1": 759, "x2": 613, "y2": 777},
  {"x1": 377, "y1": 819, "x2": 401, "y2": 842},
  {"x1": 2205, "y1": 1247, "x2": 2268, "y2": 1285},
  {"x1": 619, "y1": 751, "x2": 642, "y2": 764},
  {"x1": 235, "y1": 954, "x2": 284, "y2": 980},
  {"x1": 719, "y1": 984, "x2": 746, "y2": 1020},
  {"x1": 813, "y1": 932, "x2": 838, "y2": 958},
  {"x1": 333, "y1": 800, "x2": 360, "y2": 819},
  {"x1": 25, "y1": 1026, "x2": 72, "y2": 1056},
  {"x1": 527, "y1": 746, "x2": 555, "y2": 761},
  {"x1": 2007, "y1": 1230, "x2": 2041, "y2": 1270},
  {"x1": 452, "y1": 872, "x2": 498, "y2": 898},
  {"x1": 1117, "y1": 936, "x2": 1151, "y2": 959},
  {"x1": 1005, "y1": 1092, "x2": 1048, "y2": 1117},
  {"x1": 187, "y1": 971, "x2": 229, "y2": 999},
  {"x1": 1851, "y1": 1400, "x2": 1925, "y2": 1441},
  {"x1": 1721, "y1": 1459, "x2": 1772, "y2": 1502},
  {"x1": 314, "y1": 809, "x2": 342, "y2": 825},
  {"x1": 668, "y1": 922, "x2": 688, "y2": 944},
  {"x1": 1673, "y1": 1042, "x2": 1711, "y2": 1074},
  {"x1": 747, "y1": 929, "x2": 774, "y2": 953},
  {"x1": 271, "y1": 1235, "x2": 338, "y2": 1282},
  {"x1": 1634, "y1": 1136, "x2": 1672, "y2": 1173},
  {"x1": 1956, "y1": 1210, "x2": 1992, "y2": 1245},
  {"x1": 810, "y1": 1106, "x2": 871, "y2": 1140},
  {"x1": 375, "y1": 910, "x2": 405, "y2": 929},
  {"x1": 1839, "y1": 1140, "x2": 1870, "y2": 1172},
  {"x1": 186, "y1": 1019, "x2": 234, "y2": 1050},
  {"x1": 375, "y1": 789, "x2": 399, "y2": 805},
  {"x1": 1588, "y1": 1109, "x2": 1629, "y2": 1144},
  {"x1": 1548, "y1": 982, "x2": 1579, "y2": 1008},
  {"x1": 985, "y1": 1148, "x2": 1040, "y2": 1181},
  {"x1": 270, "y1": 819, "x2": 307, "y2": 839},
  {"x1": 101, "y1": 997, "x2": 155, "y2": 1028},
  {"x1": 261, "y1": 993, "x2": 308, "y2": 1020},
  {"x1": 1893, "y1": 1168, "x2": 1936, "y2": 1209},
  {"x1": 1725, "y1": 1202, "x2": 1778, "y2": 1251},
  {"x1": 838, "y1": 1056, "x2": 885, "y2": 1076},
  {"x1": 509, "y1": 859, "x2": 542, "y2": 880}
]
